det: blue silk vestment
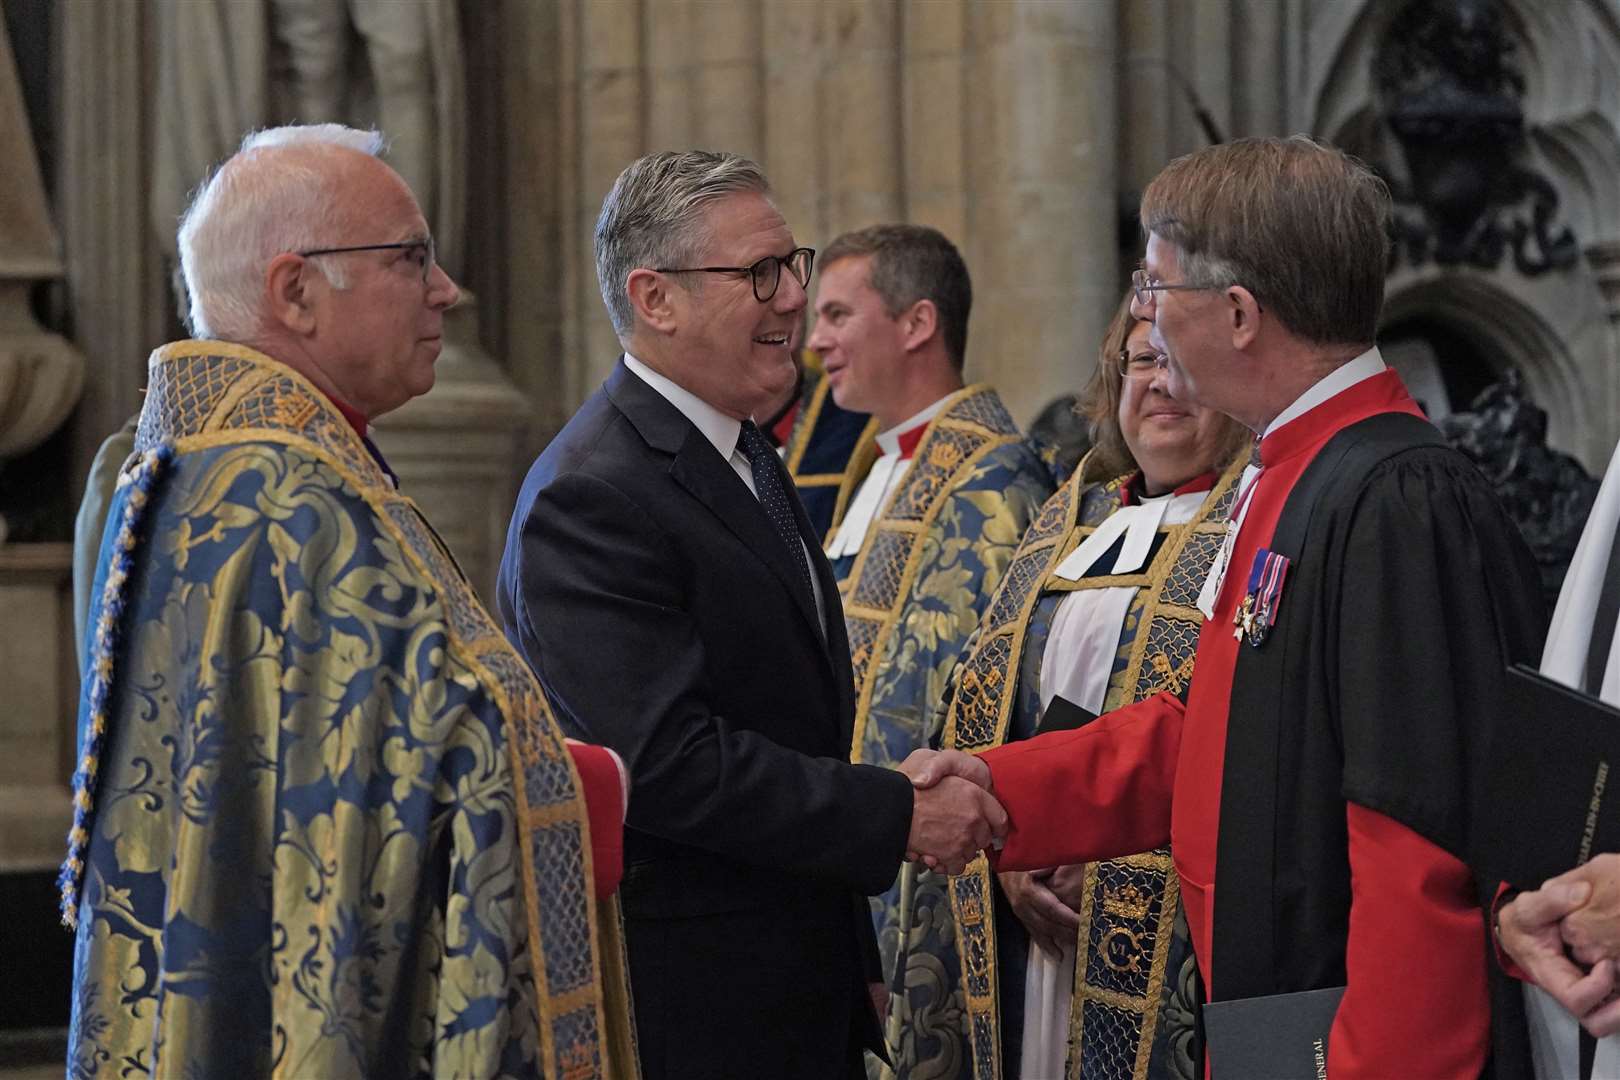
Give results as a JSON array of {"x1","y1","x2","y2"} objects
[
  {"x1": 939, "y1": 456, "x2": 1246, "y2": 1080},
  {"x1": 62, "y1": 341, "x2": 637, "y2": 1080},
  {"x1": 830, "y1": 385, "x2": 1054, "y2": 1079}
]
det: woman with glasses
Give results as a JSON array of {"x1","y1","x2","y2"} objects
[{"x1": 938, "y1": 291, "x2": 1250, "y2": 1079}]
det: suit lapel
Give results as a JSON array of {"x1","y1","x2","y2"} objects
[
  {"x1": 607, "y1": 360, "x2": 827, "y2": 647},
  {"x1": 669, "y1": 440, "x2": 825, "y2": 640},
  {"x1": 787, "y1": 471, "x2": 858, "y2": 738}
]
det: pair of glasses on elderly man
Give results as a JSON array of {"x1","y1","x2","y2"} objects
[{"x1": 298, "y1": 238, "x2": 437, "y2": 283}]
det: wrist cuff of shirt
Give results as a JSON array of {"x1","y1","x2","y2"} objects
[{"x1": 1491, "y1": 882, "x2": 1529, "y2": 981}]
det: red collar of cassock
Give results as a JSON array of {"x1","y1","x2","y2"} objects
[
  {"x1": 328, "y1": 394, "x2": 369, "y2": 438},
  {"x1": 885, "y1": 419, "x2": 931, "y2": 461},
  {"x1": 1121, "y1": 469, "x2": 1219, "y2": 506}
]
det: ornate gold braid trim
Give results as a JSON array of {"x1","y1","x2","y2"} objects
[
  {"x1": 783, "y1": 372, "x2": 879, "y2": 544},
  {"x1": 139, "y1": 342, "x2": 623, "y2": 1079},
  {"x1": 943, "y1": 455, "x2": 1245, "y2": 1080},
  {"x1": 825, "y1": 420, "x2": 881, "y2": 547},
  {"x1": 782, "y1": 367, "x2": 827, "y2": 476},
  {"x1": 943, "y1": 466, "x2": 1097, "y2": 1080},
  {"x1": 838, "y1": 385, "x2": 1024, "y2": 763}
]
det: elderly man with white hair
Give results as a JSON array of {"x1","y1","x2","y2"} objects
[{"x1": 62, "y1": 124, "x2": 637, "y2": 1079}]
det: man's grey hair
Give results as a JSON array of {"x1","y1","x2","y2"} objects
[
  {"x1": 593, "y1": 150, "x2": 772, "y2": 338},
  {"x1": 177, "y1": 123, "x2": 387, "y2": 341}
]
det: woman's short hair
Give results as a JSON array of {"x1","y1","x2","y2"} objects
[{"x1": 1078, "y1": 289, "x2": 1250, "y2": 483}]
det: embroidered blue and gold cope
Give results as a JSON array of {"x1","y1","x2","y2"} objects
[
  {"x1": 939, "y1": 454, "x2": 1246, "y2": 1080},
  {"x1": 62, "y1": 341, "x2": 637, "y2": 1080},
  {"x1": 781, "y1": 357, "x2": 877, "y2": 542},
  {"x1": 830, "y1": 384, "x2": 1053, "y2": 1079}
]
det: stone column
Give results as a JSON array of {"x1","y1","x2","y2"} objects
[
  {"x1": 967, "y1": 0, "x2": 1118, "y2": 426},
  {"x1": 1183, "y1": 0, "x2": 1232, "y2": 142},
  {"x1": 501, "y1": 1, "x2": 572, "y2": 451},
  {"x1": 902, "y1": 0, "x2": 971, "y2": 244},
  {"x1": 817, "y1": 0, "x2": 905, "y2": 236},
  {"x1": 573, "y1": 0, "x2": 647, "y2": 399},
  {"x1": 648, "y1": 0, "x2": 764, "y2": 160},
  {"x1": 763, "y1": 0, "x2": 827, "y2": 244},
  {"x1": 59, "y1": 0, "x2": 167, "y2": 491},
  {"x1": 1120, "y1": 0, "x2": 1174, "y2": 197},
  {"x1": 1232, "y1": 0, "x2": 1288, "y2": 136}
]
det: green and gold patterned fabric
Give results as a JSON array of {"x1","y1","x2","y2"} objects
[
  {"x1": 830, "y1": 383, "x2": 1053, "y2": 1079},
  {"x1": 939, "y1": 453, "x2": 1245, "y2": 1080},
  {"x1": 63, "y1": 340, "x2": 638, "y2": 1080}
]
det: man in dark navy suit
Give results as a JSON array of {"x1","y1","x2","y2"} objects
[{"x1": 497, "y1": 150, "x2": 1006, "y2": 1079}]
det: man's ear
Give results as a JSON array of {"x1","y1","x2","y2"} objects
[
  {"x1": 265, "y1": 253, "x2": 317, "y2": 336},
  {"x1": 627, "y1": 268, "x2": 679, "y2": 334},
  {"x1": 900, "y1": 298, "x2": 939, "y2": 353},
  {"x1": 1227, "y1": 285, "x2": 1262, "y2": 351}
]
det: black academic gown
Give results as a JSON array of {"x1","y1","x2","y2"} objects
[{"x1": 1214, "y1": 414, "x2": 1547, "y2": 1079}]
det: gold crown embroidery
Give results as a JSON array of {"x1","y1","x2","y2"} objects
[
  {"x1": 929, "y1": 442, "x2": 964, "y2": 470},
  {"x1": 1101, "y1": 882, "x2": 1152, "y2": 921}
]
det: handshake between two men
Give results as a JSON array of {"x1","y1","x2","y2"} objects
[{"x1": 898, "y1": 748, "x2": 1006, "y2": 875}]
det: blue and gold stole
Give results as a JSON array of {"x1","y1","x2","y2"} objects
[
  {"x1": 941, "y1": 453, "x2": 1244, "y2": 1080},
  {"x1": 836, "y1": 384, "x2": 1027, "y2": 760}
]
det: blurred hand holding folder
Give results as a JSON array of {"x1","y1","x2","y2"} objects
[{"x1": 1474, "y1": 664, "x2": 1620, "y2": 888}]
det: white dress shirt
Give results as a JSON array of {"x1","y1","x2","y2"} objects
[{"x1": 623, "y1": 353, "x2": 827, "y2": 629}]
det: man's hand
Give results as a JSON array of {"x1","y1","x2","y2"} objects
[
  {"x1": 1559, "y1": 854, "x2": 1620, "y2": 967},
  {"x1": 1499, "y1": 878, "x2": 1620, "y2": 1036},
  {"x1": 999, "y1": 865, "x2": 1086, "y2": 958},
  {"x1": 905, "y1": 774, "x2": 1008, "y2": 876},
  {"x1": 899, "y1": 748, "x2": 992, "y2": 791}
]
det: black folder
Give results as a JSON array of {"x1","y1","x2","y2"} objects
[
  {"x1": 1474, "y1": 664, "x2": 1620, "y2": 888},
  {"x1": 1203, "y1": 985, "x2": 1345, "y2": 1079},
  {"x1": 1035, "y1": 694, "x2": 1098, "y2": 735}
]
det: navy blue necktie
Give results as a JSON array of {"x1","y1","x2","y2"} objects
[{"x1": 737, "y1": 419, "x2": 815, "y2": 601}]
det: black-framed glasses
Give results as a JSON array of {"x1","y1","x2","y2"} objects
[
  {"x1": 297, "y1": 238, "x2": 437, "y2": 283},
  {"x1": 656, "y1": 247, "x2": 815, "y2": 303},
  {"x1": 1116, "y1": 347, "x2": 1169, "y2": 380},
  {"x1": 1131, "y1": 267, "x2": 1220, "y2": 307}
]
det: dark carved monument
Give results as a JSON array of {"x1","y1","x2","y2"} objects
[
  {"x1": 1374, "y1": 0, "x2": 1578, "y2": 274},
  {"x1": 1440, "y1": 370, "x2": 1598, "y2": 608}
]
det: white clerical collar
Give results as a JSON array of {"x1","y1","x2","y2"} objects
[
  {"x1": 1262, "y1": 346, "x2": 1386, "y2": 439},
  {"x1": 1052, "y1": 486, "x2": 1210, "y2": 581},
  {"x1": 826, "y1": 395, "x2": 953, "y2": 560},
  {"x1": 875, "y1": 395, "x2": 953, "y2": 457},
  {"x1": 624, "y1": 352, "x2": 742, "y2": 463}
]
